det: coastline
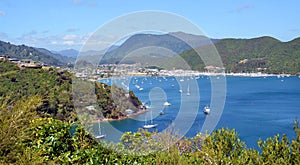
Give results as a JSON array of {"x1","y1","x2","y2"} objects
[
  {"x1": 90, "y1": 109, "x2": 148, "y2": 123},
  {"x1": 96, "y1": 71, "x2": 296, "y2": 81}
]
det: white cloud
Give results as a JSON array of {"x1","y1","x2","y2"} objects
[
  {"x1": 2, "y1": 31, "x2": 123, "y2": 51},
  {"x1": 63, "y1": 34, "x2": 78, "y2": 40},
  {"x1": 0, "y1": 10, "x2": 6, "y2": 16},
  {"x1": 63, "y1": 40, "x2": 75, "y2": 45},
  {"x1": 51, "y1": 41, "x2": 58, "y2": 45}
]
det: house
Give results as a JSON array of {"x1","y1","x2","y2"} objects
[
  {"x1": 19, "y1": 59, "x2": 42, "y2": 69},
  {"x1": 8, "y1": 57, "x2": 19, "y2": 63},
  {"x1": 20, "y1": 59, "x2": 32, "y2": 63}
]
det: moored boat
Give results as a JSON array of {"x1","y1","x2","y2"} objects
[{"x1": 203, "y1": 105, "x2": 210, "y2": 114}]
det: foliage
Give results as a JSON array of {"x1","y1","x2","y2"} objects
[
  {"x1": 0, "y1": 60, "x2": 19, "y2": 74},
  {"x1": 1, "y1": 62, "x2": 300, "y2": 164},
  {"x1": 0, "y1": 95, "x2": 43, "y2": 164},
  {"x1": 0, "y1": 40, "x2": 67, "y2": 66},
  {"x1": 0, "y1": 61, "x2": 142, "y2": 121},
  {"x1": 1, "y1": 104, "x2": 300, "y2": 164},
  {"x1": 94, "y1": 82, "x2": 142, "y2": 119},
  {"x1": 177, "y1": 36, "x2": 300, "y2": 74},
  {"x1": 0, "y1": 62, "x2": 75, "y2": 121}
]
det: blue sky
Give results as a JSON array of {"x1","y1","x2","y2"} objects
[{"x1": 0, "y1": 0, "x2": 299, "y2": 51}]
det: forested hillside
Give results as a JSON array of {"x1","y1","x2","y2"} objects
[
  {"x1": 0, "y1": 60, "x2": 300, "y2": 164},
  {"x1": 0, "y1": 41, "x2": 70, "y2": 66},
  {"x1": 0, "y1": 60, "x2": 141, "y2": 121},
  {"x1": 178, "y1": 36, "x2": 300, "y2": 74}
]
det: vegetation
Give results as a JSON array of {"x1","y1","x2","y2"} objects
[
  {"x1": 178, "y1": 36, "x2": 300, "y2": 74},
  {"x1": 1, "y1": 60, "x2": 300, "y2": 164},
  {"x1": 0, "y1": 60, "x2": 141, "y2": 121},
  {"x1": 1, "y1": 97, "x2": 299, "y2": 164},
  {"x1": 0, "y1": 40, "x2": 72, "y2": 66}
]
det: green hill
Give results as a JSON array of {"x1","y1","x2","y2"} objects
[
  {"x1": 0, "y1": 41, "x2": 71, "y2": 66},
  {"x1": 0, "y1": 60, "x2": 141, "y2": 121},
  {"x1": 177, "y1": 36, "x2": 300, "y2": 74},
  {"x1": 102, "y1": 32, "x2": 213, "y2": 64}
]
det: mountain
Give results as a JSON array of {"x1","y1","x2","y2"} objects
[
  {"x1": 0, "y1": 41, "x2": 70, "y2": 66},
  {"x1": 101, "y1": 32, "x2": 213, "y2": 64},
  {"x1": 56, "y1": 45, "x2": 119, "y2": 63},
  {"x1": 177, "y1": 36, "x2": 300, "y2": 74},
  {"x1": 37, "y1": 48, "x2": 75, "y2": 64},
  {"x1": 53, "y1": 49, "x2": 79, "y2": 58}
]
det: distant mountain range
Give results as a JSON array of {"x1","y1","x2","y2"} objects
[
  {"x1": 52, "y1": 49, "x2": 79, "y2": 58},
  {"x1": 1, "y1": 31, "x2": 299, "y2": 74}
]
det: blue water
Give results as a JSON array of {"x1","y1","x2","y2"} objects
[{"x1": 96, "y1": 76, "x2": 300, "y2": 149}]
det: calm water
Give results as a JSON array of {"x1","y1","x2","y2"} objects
[{"x1": 96, "y1": 76, "x2": 300, "y2": 148}]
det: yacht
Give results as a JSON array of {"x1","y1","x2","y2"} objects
[
  {"x1": 95, "y1": 120, "x2": 106, "y2": 139},
  {"x1": 186, "y1": 84, "x2": 190, "y2": 96},
  {"x1": 163, "y1": 102, "x2": 171, "y2": 106},
  {"x1": 143, "y1": 110, "x2": 158, "y2": 129},
  {"x1": 203, "y1": 105, "x2": 211, "y2": 115}
]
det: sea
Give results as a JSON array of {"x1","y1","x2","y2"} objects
[{"x1": 94, "y1": 75, "x2": 300, "y2": 149}]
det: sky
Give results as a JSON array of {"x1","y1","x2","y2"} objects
[{"x1": 0, "y1": 0, "x2": 299, "y2": 51}]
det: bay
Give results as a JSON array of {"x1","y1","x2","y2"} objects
[{"x1": 96, "y1": 76, "x2": 300, "y2": 149}]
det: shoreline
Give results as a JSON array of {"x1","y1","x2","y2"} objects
[
  {"x1": 97, "y1": 72, "x2": 297, "y2": 80},
  {"x1": 90, "y1": 109, "x2": 148, "y2": 123}
]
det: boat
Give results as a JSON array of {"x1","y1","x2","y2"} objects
[
  {"x1": 143, "y1": 110, "x2": 158, "y2": 129},
  {"x1": 159, "y1": 111, "x2": 164, "y2": 115},
  {"x1": 163, "y1": 101, "x2": 171, "y2": 106},
  {"x1": 186, "y1": 84, "x2": 190, "y2": 96},
  {"x1": 203, "y1": 105, "x2": 210, "y2": 115},
  {"x1": 95, "y1": 120, "x2": 105, "y2": 139}
]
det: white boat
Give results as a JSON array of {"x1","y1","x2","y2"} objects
[
  {"x1": 143, "y1": 124, "x2": 158, "y2": 129},
  {"x1": 203, "y1": 105, "x2": 210, "y2": 115},
  {"x1": 139, "y1": 88, "x2": 144, "y2": 91},
  {"x1": 163, "y1": 101, "x2": 171, "y2": 106},
  {"x1": 186, "y1": 84, "x2": 190, "y2": 96},
  {"x1": 95, "y1": 120, "x2": 105, "y2": 139},
  {"x1": 143, "y1": 110, "x2": 158, "y2": 129},
  {"x1": 179, "y1": 89, "x2": 183, "y2": 93}
]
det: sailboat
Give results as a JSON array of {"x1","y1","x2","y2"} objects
[
  {"x1": 163, "y1": 101, "x2": 171, "y2": 106},
  {"x1": 186, "y1": 83, "x2": 190, "y2": 96},
  {"x1": 143, "y1": 110, "x2": 158, "y2": 129},
  {"x1": 95, "y1": 120, "x2": 105, "y2": 139},
  {"x1": 203, "y1": 105, "x2": 211, "y2": 115}
]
